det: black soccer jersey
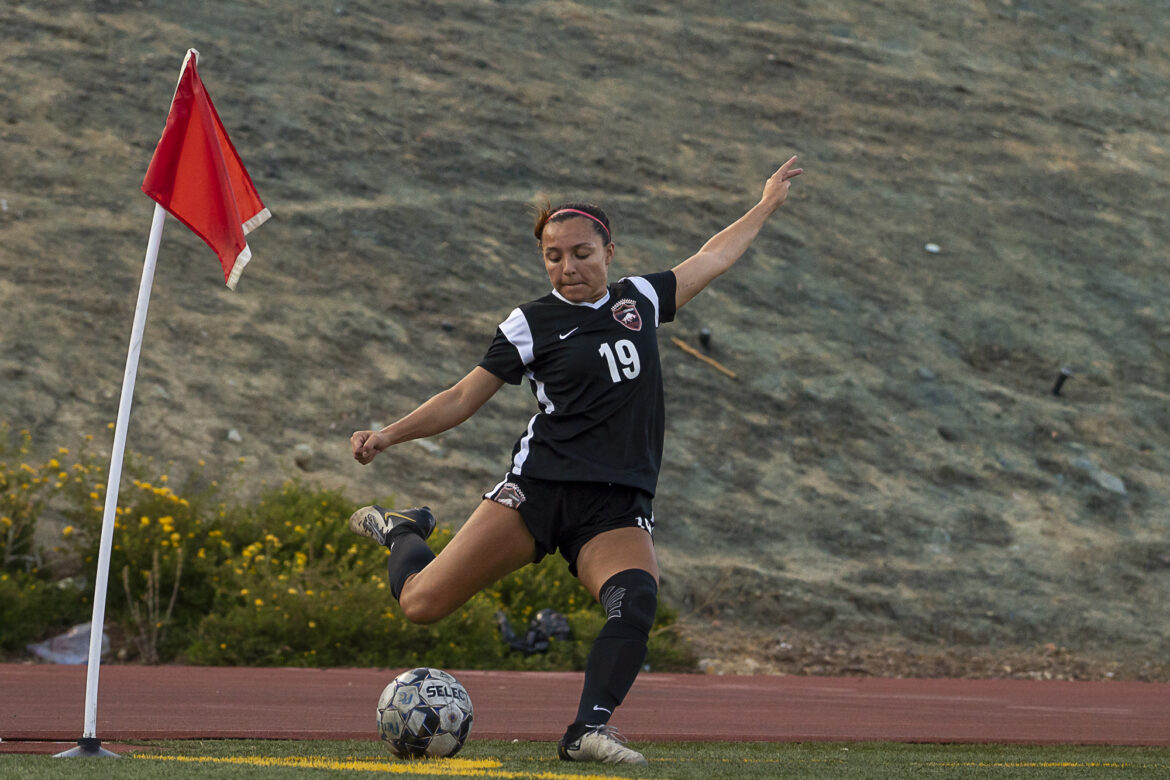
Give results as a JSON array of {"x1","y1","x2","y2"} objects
[{"x1": 478, "y1": 271, "x2": 677, "y2": 495}]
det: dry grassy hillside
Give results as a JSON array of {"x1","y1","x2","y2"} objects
[{"x1": 3, "y1": 0, "x2": 1169, "y2": 678}]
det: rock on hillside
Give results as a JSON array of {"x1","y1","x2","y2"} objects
[{"x1": 2, "y1": 0, "x2": 1169, "y2": 678}]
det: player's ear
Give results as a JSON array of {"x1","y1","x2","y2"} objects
[{"x1": 603, "y1": 242, "x2": 614, "y2": 267}]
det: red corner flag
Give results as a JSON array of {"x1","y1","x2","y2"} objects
[{"x1": 142, "y1": 49, "x2": 270, "y2": 289}]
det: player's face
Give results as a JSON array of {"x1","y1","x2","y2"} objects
[{"x1": 540, "y1": 218, "x2": 614, "y2": 304}]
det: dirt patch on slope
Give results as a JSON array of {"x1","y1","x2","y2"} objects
[{"x1": 2, "y1": 0, "x2": 1169, "y2": 677}]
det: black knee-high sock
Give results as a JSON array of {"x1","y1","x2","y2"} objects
[
  {"x1": 386, "y1": 526, "x2": 436, "y2": 600},
  {"x1": 565, "y1": 569, "x2": 657, "y2": 742}
]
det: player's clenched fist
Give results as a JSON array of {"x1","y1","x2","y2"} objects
[{"x1": 351, "y1": 429, "x2": 387, "y2": 464}]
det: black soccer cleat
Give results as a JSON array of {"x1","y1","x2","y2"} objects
[{"x1": 347, "y1": 505, "x2": 435, "y2": 547}]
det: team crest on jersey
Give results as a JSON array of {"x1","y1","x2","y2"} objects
[
  {"x1": 611, "y1": 298, "x2": 642, "y2": 331},
  {"x1": 493, "y1": 482, "x2": 526, "y2": 509}
]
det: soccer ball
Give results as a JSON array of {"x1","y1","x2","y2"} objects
[{"x1": 377, "y1": 667, "x2": 473, "y2": 758}]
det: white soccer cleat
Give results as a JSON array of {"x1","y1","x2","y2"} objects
[
  {"x1": 558, "y1": 725, "x2": 647, "y2": 765},
  {"x1": 347, "y1": 505, "x2": 435, "y2": 547}
]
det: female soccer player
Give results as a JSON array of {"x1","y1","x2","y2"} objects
[{"x1": 349, "y1": 156, "x2": 802, "y2": 764}]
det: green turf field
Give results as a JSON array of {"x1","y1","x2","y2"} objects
[{"x1": 4, "y1": 740, "x2": 1170, "y2": 778}]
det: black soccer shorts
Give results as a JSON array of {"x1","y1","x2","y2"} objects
[{"x1": 483, "y1": 472, "x2": 655, "y2": 575}]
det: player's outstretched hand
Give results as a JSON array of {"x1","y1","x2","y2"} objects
[
  {"x1": 760, "y1": 155, "x2": 803, "y2": 211},
  {"x1": 351, "y1": 429, "x2": 388, "y2": 465}
]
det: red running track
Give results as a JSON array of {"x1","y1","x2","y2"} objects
[{"x1": 1, "y1": 664, "x2": 1168, "y2": 751}]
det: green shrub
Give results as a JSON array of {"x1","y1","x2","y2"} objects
[
  {"x1": 183, "y1": 483, "x2": 689, "y2": 671},
  {"x1": 1, "y1": 424, "x2": 60, "y2": 573},
  {"x1": 1, "y1": 426, "x2": 695, "y2": 672},
  {"x1": 0, "y1": 424, "x2": 95, "y2": 650},
  {"x1": 0, "y1": 570, "x2": 91, "y2": 654}
]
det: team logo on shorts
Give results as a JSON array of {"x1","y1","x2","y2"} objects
[
  {"x1": 493, "y1": 482, "x2": 526, "y2": 509},
  {"x1": 611, "y1": 298, "x2": 642, "y2": 331}
]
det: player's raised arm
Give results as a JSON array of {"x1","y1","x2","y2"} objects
[
  {"x1": 672, "y1": 155, "x2": 803, "y2": 310},
  {"x1": 351, "y1": 366, "x2": 505, "y2": 465}
]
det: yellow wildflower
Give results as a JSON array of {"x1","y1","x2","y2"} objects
[
  {"x1": 254, "y1": 598, "x2": 263, "y2": 607},
  {"x1": 61, "y1": 526, "x2": 74, "y2": 537},
  {"x1": 308, "y1": 621, "x2": 317, "y2": 628},
  {"x1": 140, "y1": 517, "x2": 150, "y2": 527}
]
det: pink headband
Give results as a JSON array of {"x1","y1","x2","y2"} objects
[{"x1": 548, "y1": 208, "x2": 611, "y2": 241}]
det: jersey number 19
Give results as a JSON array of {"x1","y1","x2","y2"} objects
[{"x1": 598, "y1": 339, "x2": 641, "y2": 383}]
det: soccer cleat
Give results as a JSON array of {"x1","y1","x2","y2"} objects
[
  {"x1": 558, "y1": 725, "x2": 647, "y2": 765},
  {"x1": 348, "y1": 505, "x2": 435, "y2": 547}
]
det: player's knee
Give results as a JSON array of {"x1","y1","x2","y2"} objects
[
  {"x1": 398, "y1": 584, "x2": 452, "y2": 625},
  {"x1": 598, "y1": 568, "x2": 657, "y2": 640}
]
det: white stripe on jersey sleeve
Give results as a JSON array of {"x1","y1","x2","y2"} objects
[
  {"x1": 627, "y1": 276, "x2": 660, "y2": 327},
  {"x1": 498, "y1": 307, "x2": 535, "y2": 365}
]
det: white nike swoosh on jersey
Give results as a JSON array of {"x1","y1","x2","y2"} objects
[
  {"x1": 559, "y1": 327, "x2": 580, "y2": 340},
  {"x1": 592, "y1": 705, "x2": 612, "y2": 713}
]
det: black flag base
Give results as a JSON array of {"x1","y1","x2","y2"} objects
[{"x1": 53, "y1": 737, "x2": 120, "y2": 758}]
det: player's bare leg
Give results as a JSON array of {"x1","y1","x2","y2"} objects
[
  {"x1": 559, "y1": 527, "x2": 657, "y2": 765},
  {"x1": 575, "y1": 527, "x2": 659, "y2": 599},
  {"x1": 394, "y1": 500, "x2": 536, "y2": 624}
]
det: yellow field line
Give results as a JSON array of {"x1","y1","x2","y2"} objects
[{"x1": 135, "y1": 754, "x2": 640, "y2": 779}]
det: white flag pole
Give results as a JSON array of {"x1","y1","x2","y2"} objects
[{"x1": 55, "y1": 202, "x2": 167, "y2": 759}]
